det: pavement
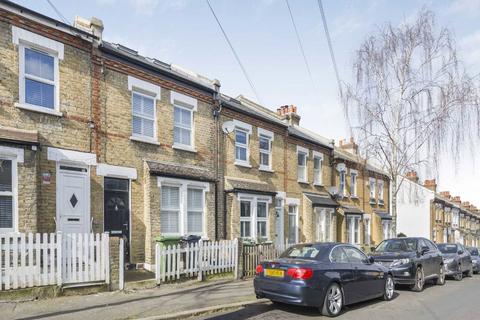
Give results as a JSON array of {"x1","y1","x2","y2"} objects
[
  {"x1": 195, "y1": 276, "x2": 480, "y2": 320},
  {"x1": 1, "y1": 279, "x2": 256, "y2": 320}
]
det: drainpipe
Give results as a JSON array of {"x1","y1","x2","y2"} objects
[{"x1": 212, "y1": 79, "x2": 222, "y2": 240}]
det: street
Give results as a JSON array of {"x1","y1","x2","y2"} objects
[{"x1": 197, "y1": 276, "x2": 480, "y2": 320}]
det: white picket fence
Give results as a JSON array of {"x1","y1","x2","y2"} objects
[
  {"x1": 155, "y1": 239, "x2": 238, "y2": 284},
  {"x1": 0, "y1": 233, "x2": 110, "y2": 291}
]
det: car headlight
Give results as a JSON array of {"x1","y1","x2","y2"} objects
[
  {"x1": 444, "y1": 258, "x2": 454, "y2": 264},
  {"x1": 390, "y1": 258, "x2": 411, "y2": 267}
]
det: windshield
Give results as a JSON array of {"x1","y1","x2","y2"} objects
[
  {"x1": 376, "y1": 238, "x2": 417, "y2": 252},
  {"x1": 280, "y1": 244, "x2": 321, "y2": 260},
  {"x1": 437, "y1": 244, "x2": 458, "y2": 254},
  {"x1": 467, "y1": 247, "x2": 478, "y2": 256}
]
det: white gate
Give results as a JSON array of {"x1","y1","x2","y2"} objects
[{"x1": 0, "y1": 233, "x2": 109, "y2": 291}]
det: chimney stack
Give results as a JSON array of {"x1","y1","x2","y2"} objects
[
  {"x1": 423, "y1": 179, "x2": 437, "y2": 192},
  {"x1": 440, "y1": 191, "x2": 451, "y2": 199},
  {"x1": 338, "y1": 137, "x2": 359, "y2": 155},
  {"x1": 406, "y1": 171, "x2": 419, "y2": 183},
  {"x1": 277, "y1": 105, "x2": 300, "y2": 126},
  {"x1": 452, "y1": 196, "x2": 461, "y2": 204},
  {"x1": 74, "y1": 16, "x2": 104, "y2": 45}
]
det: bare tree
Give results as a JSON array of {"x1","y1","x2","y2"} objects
[{"x1": 343, "y1": 10, "x2": 480, "y2": 235}]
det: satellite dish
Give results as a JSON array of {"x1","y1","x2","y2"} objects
[{"x1": 222, "y1": 121, "x2": 235, "y2": 134}]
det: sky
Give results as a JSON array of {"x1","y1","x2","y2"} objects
[{"x1": 12, "y1": 0, "x2": 480, "y2": 206}]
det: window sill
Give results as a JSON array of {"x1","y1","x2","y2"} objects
[
  {"x1": 130, "y1": 135, "x2": 160, "y2": 145},
  {"x1": 350, "y1": 195, "x2": 359, "y2": 199},
  {"x1": 235, "y1": 161, "x2": 252, "y2": 168},
  {"x1": 259, "y1": 167, "x2": 274, "y2": 173},
  {"x1": 173, "y1": 143, "x2": 197, "y2": 153},
  {"x1": 313, "y1": 183, "x2": 323, "y2": 187},
  {"x1": 297, "y1": 180, "x2": 309, "y2": 184},
  {"x1": 15, "y1": 102, "x2": 62, "y2": 117}
]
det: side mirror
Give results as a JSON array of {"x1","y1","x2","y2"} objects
[
  {"x1": 368, "y1": 256, "x2": 375, "y2": 264},
  {"x1": 421, "y1": 246, "x2": 429, "y2": 255},
  {"x1": 458, "y1": 250, "x2": 464, "y2": 255}
]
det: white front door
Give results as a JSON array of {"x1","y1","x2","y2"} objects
[
  {"x1": 275, "y1": 198, "x2": 284, "y2": 247},
  {"x1": 57, "y1": 164, "x2": 90, "y2": 234}
]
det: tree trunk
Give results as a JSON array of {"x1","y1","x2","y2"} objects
[{"x1": 391, "y1": 175, "x2": 397, "y2": 237}]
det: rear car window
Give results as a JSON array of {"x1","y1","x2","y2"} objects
[
  {"x1": 437, "y1": 244, "x2": 457, "y2": 254},
  {"x1": 280, "y1": 245, "x2": 320, "y2": 260}
]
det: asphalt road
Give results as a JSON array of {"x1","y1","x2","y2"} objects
[{"x1": 197, "y1": 276, "x2": 480, "y2": 320}]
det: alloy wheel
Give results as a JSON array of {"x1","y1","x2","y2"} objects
[
  {"x1": 385, "y1": 276, "x2": 394, "y2": 300},
  {"x1": 327, "y1": 286, "x2": 342, "y2": 315}
]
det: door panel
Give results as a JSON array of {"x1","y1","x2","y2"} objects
[{"x1": 57, "y1": 166, "x2": 90, "y2": 234}]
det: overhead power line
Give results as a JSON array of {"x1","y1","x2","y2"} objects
[
  {"x1": 206, "y1": 0, "x2": 262, "y2": 104},
  {"x1": 45, "y1": 0, "x2": 70, "y2": 25},
  {"x1": 285, "y1": 0, "x2": 316, "y2": 93},
  {"x1": 317, "y1": 0, "x2": 342, "y2": 97}
]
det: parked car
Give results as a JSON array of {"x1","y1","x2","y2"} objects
[
  {"x1": 466, "y1": 247, "x2": 480, "y2": 274},
  {"x1": 254, "y1": 242, "x2": 394, "y2": 317},
  {"x1": 370, "y1": 237, "x2": 445, "y2": 292},
  {"x1": 437, "y1": 243, "x2": 473, "y2": 280}
]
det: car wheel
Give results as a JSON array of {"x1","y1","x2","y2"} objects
[
  {"x1": 410, "y1": 266, "x2": 424, "y2": 292},
  {"x1": 321, "y1": 283, "x2": 343, "y2": 317},
  {"x1": 467, "y1": 266, "x2": 473, "y2": 278},
  {"x1": 383, "y1": 274, "x2": 395, "y2": 301},
  {"x1": 454, "y1": 269, "x2": 463, "y2": 281},
  {"x1": 436, "y1": 265, "x2": 446, "y2": 286}
]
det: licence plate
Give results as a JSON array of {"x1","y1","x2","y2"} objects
[{"x1": 264, "y1": 269, "x2": 284, "y2": 278}]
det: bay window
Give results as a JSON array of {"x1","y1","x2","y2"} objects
[
  {"x1": 238, "y1": 194, "x2": 271, "y2": 241},
  {"x1": 0, "y1": 159, "x2": 15, "y2": 232},
  {"x1": 288, "y1": 204, "x2": 298, "y2": 244},
  {"x1": 382, "y1": 220, "x2": 392, "y2": 240},
  {"x1": 158, "y1": 177, "x2": 209, "y2": 236},
  {"x1": 315, "y1": 207, "x2": 334, "y2": 242},
  {"x1": 346, "y1": 215, "x2": 361, "y2": 245},
  {"x1": 364, "y1": 217, "x2": 371, "y2": 245}
]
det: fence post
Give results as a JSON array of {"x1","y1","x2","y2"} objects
[
  {"x1": 197, "y1": 240, "x2": 203, "y2": 281},
  {"x1": 155, "y1": 243, "x2": 160, "y2": 285},
  {"x1": 119, "y1": 237, "x2": 124, "y2": 290},
  {"x1": 235, "y1": 238, "x2": 243, "y2": 280},
  {"x1": 56, "y1": 232, "x2": 62, "y2": 287}
]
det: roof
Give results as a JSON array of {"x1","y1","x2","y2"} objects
[
  {"x1": 304, "y1": 192, "x2": 339, "y2": 207},
  {"x1": 288, "y1": 126, "x2": 333, "y2": 149},
  {"x1": 146, "y1": 160, "x2": 216, "y2": 182},
  {"x1": 341, "y1": 205, "x2": 364, "y2": 215},
  {"x1": 374, "y1": 210, "x2": 392, "y2": 220},
  {"x1": 334, "y1": 147, "x2": 389, "y2": 176},
  {"x1": 100, "y1": 41, "x2": 218, "y2": 93},
  {"x1": 225, "y1": 177, "x2": 277, "y2": 195},
  {"x1": 220, "y1": 95, "x2": 287, "y2": 127},
  {"x1": 1, "y1": 0, "x2": 96, "y2": 40}
]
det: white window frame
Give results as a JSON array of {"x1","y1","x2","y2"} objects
[
  {"x1": 128, "y1": 76, "x2": 161, "y2": 145},
  {"x1": 377, "y1": 179, "x2": 384, "y2": 205},
  {"x1": 0, "y1": 146, "x2": 24, "y2": 234},
  {"x1": 258, "y1": 128, "x2": 273, "y2": 171},
  {"x1": 364, "y1": 216, "x2": 371, "y2": 245},
  {"x1": 350, "y1": 169, "x2": 358, "y2": 198},
  {"x1": 313, "y1": 151, "x2": 324, "y2": 186},
  {"x1": 233, "y1": 120, "x2": 252, "y2": 167},
  {"x1": 315, "y1": 207, "x2": 334, "y2": 242},
  {"x1": 237, "y1": 193, "x2": 271, "y2": 241},
  {"x1": 286, "y1": 198, "x2": 300, "y2": 244},
  {"x1": 346, "y1": 215, "x2": 361, "y2": 245},
  {"x1": 382, "y1": 220, "x2": 392, "y2": 240},
  {"x1": 157, "y1": 177, "x2": 209, "y2": 237},
  {"x1": 297, "y1": 146, "x2": 308, "y2": 183},
  {"x1": 171, "y1": 91, "x2": 198, "y2": 152},
  {"x1": 12, "y1": 26, "x2": 64, "y2": 117},
  {"x1": 369, "y1": 177, "x2": 376, "y2": 204}
]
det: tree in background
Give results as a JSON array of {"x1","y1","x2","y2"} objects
[{"x1": 343, "y1": 10, "x2": 480, "y2": 235}]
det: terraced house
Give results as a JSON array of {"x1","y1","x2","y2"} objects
[
  {"x1": 333, "y1": 139, "x2": 391, "y2": 250},
  {"x1": 0, "y1": 1, "x2": 222, "y2": 270}
]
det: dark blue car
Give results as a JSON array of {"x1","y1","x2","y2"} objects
[{"x1": 254, "y1": 242, "x2": 394, "y2": 317}]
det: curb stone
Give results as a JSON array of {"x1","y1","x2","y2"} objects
[{"x1": 136, "y1": 299, "x2": 270, "y2": 320}]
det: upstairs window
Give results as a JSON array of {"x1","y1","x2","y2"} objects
[
  {"x1": 235, "y1": 129, "x2": 248, "y2": 163},
  {"x1": 258, "y1": 128, "x2": 273, "y2": 171},
  {"x1": 350, "y1": 170, "x2": 358, "y2": 197},
  {"x1": 128, "y1": 76, "x2": 161, "y2": 144},
  {"x1": 297, "y1": 146, "x2": 308, "y2": 183},
  {"x1": 172, "y1": 91, "x2": 197, "y2": 151},
  {"x1": 369, "y1": 178, "x2": 376, "y2": 204},
  {"x1": 339, "y1": 170, "x2": 346, "y2": 197},
  {"x1": 377, "y1": 179, "x2": 384, "y2": 205},
  {"x1": 313, "y1": 152, "x2": 323, "y2": 185},
  {"x1": 132, "y1": 92, "x2": 156, "y2": 139}
]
